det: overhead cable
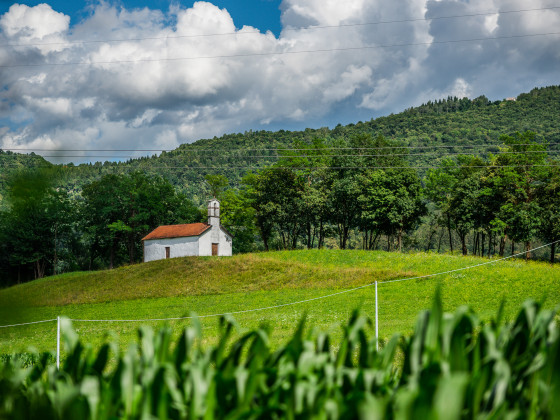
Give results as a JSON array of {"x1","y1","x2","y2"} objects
[
  {"x1": 2, "y1": 150, "x2": 557, "y2": 159},
  {"x1": 2, "y1": 6, "x2": 558, "y2": 48},
  {"x1": 2, "y1": 31, "x2": 559, "y2": 68},
  {"x1": 3, "y1": 142, "x2": 560, "y2": 153},
  {"x1": 2, "y1": 164, "x2": 559, "y2": 171}
]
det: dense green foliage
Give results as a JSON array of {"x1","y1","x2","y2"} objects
[
  {"x1": 0, "y1": 168, "x2": 75, "y2": 281},
  {"x1": 0, "y1": 171, "x2": 201, "y2": 284},
  {"x1": 81, "y1": 171, "x2": 201, "y2": 269},
  {"x1": 0, "y1": 134, "x2": 558, "y2": 285},
  {"x1": 242, "y1": 134, "x2": 426, "y2": 251},
  {"x1": 1, "y1": 86, "x2": 559, "y2": 285},
  {"x1": 0, "y1": 151, "x2": 51, "y2": 210},
  {"x1": 424, "y1": 132, "x2": 560, "y2": 259},
  {"x1": 1, "y1": 86, "x2": 559, "y2": 201},
  {"x1": 1, "y1": 296, "x2": 559, "y2": 419}
]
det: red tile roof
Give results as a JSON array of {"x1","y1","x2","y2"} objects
[{"x1": 142, "y1": 223, "x2": 211, "y2": 241}]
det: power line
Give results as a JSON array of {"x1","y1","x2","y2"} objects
[
  {"x1": 258, "y1": 150, "x2": 560, "y2": 158},
  {"x1": 2, "y1": 150, "x2": 559, "y2": 159},
  {"x1": 2, "y1": 31, "x2": 559, "y2": 68},
  {"x1": 2, "y1": 146, "x2": 559, "y2": 161},
  {"x1": 2, "y1": 164, "x2": 559, "y2": 171},
  {"x1": 121, "y1": 164, "x2": 560, "y2": 169},
  {"x1": 290, "y1": 6, "x2": 560, "y2": 30},
  {"x1": 3, "y1": 142, "x2": 560, "y2": 153},
  {"x1": 2, "y1": 6, "x2": 558, "y2": 48}
]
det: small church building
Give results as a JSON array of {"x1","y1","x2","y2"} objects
[{"x1": 142, "y1": 199, "x2": 232, "y2": 262}]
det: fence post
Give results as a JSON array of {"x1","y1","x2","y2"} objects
[
  {"x1": 56, "y1": 316, "x2": 60, "y2": 370},
  {"x1": 375, "y1": 281, "x2": 379, "y2": 352}
]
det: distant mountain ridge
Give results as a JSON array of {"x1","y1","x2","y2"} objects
[{"x1": 1, "y1": 85, "x2": 559, "y2": 204}]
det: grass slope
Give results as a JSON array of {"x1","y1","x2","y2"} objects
[{"x1": 1, "y1": 250, "x2": 559, "y2": 356}]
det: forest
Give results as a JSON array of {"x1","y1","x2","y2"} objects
[{"x1": 0, "y1": 85, "x2": 559, "y2": 285}]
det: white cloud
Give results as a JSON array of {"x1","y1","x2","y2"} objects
[
  {"x1": 0, "y1": 3, "x2": 68, "y2": 38},
  {"x1": 281, "y1": 0, "x2": 368, "y2": 27},
  {"x1": 155, "y1": 129, "x2": 179, "y2": 150},
  {"x1": 176, "y1": 1, "x2": 236, "y2": 35},
  {"x1": 23, "y1": 96, "x2": 72, "y2": 117},
  {"x1": 484, "y1": 14, "x2": 499, "y2": 34},
  {"x1": 0, "y1": 0, "x2": 559, "y2": 163},
  {"x1": 360, "y1": 58, "x2": 424, "y2": 110},
  {"x1": 129, "y1": 109, "x2": 161, "y2": 128},
  {"x1": 323, "y1": 65, "x2": 372, "y2": 102},
  {"x1": 449, "y1": 78, "x2": 472, "y2": 99},
  {"x1": 0, "y1": 3, "x2": 69, "y2": 53},
  {"x1": 1, "y1": 129, "x2": 58, "y2": 152}
]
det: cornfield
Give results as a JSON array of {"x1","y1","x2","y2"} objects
[{"x1": 1, "y1": 293, "x2": 559, "y2": 419}]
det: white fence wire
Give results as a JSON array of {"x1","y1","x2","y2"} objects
[{"x1": 1, "y1": 239, "x2": 559, "y2": 369}]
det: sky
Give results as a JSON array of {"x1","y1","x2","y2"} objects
[{"x1": 1, "y1": 0, "x2": 559, "y2": 163}]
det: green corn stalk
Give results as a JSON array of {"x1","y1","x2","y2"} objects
[{"x1": 0, "y1": 297, "x2": 559, "y2": 419}]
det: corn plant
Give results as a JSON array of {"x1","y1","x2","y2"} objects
[{"x1": 1, "y1": 295, "x2": 559, "y2": 419}]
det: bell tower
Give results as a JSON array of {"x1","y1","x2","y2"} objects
[
  {"x1": 208, "y1": 199, "x2": 221, "y2": 254},
  {"x1": 207, "y1": 199, "x2": 220, "y2": 226}
]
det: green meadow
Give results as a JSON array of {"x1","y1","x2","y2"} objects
[{"x1": 1, "y1": 250, "x2": 559, "y2": 357}]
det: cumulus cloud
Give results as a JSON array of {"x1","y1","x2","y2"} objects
[
  {"x1": 0, "y1": 3, "x2": 69, "y2": 53},
  {"x1": 0, "y1": 0, "x2": 559, "y2": 163}
]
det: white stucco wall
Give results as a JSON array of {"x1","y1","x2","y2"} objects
[
  {"x1": 143, "y1": 225, "x2": 232, "y2": 262},
  {"x1": 197, "y1": 226, "x2": 232, "y2": 256},
  {"x1": 198, "y1": 228, "x2": 213, "y2": 256},
  {"x1": 144, "y1": 235, "x2": 201, "y2": 262},
  {"x1": 218, "y1": 227, "x2": 233, "y2": 256}
]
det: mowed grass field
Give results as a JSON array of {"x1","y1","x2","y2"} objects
[{"x1": 1, "y1": 250, "x2": 559, "y2": 357}]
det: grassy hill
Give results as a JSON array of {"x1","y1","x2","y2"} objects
[{"x1": 1, "y1": 250, "x2": 559, "y2": 356}]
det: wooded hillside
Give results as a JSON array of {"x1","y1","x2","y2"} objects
[
  {"x1": 1, "y1": 85, "x2": 559, "y2": 284},
  {"x1": 2, "y1": 85, "x2": 559, "y2": 202}
]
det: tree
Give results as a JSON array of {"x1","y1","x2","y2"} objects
[
  {"x1": 486, "y1": 132, "x2": 547, "y2": 259},
  {"x1": 328, "y1": 133, "x2": 406, "y2": 250},
  {"x1": 0, "y1": 168, "x2": 74, "y2": 281},
  {"x1": 242, "y1": 172, "x2": 274, "y2": 251},
  {"x1": 204, "y1": 174, "x2": 229, "y2": 199},
  {"x1": 537, "y1": 163, "x2": 560, "y2": 262},
  {"x1": 366, "y1": 169, "x2": 425, "y2": 252},
  {"x1": 220, "y1": 187, "x2": 258, "y2": 253},
  {"x1": 448, "y1": 174, "x2": 482, "y2": 255},
  {"x1": 426, "y1": 156, "x2": 487, "y2": 255},
  {"x1": 45, "y1": 188, "x2": 76, "y2": 275},
  {"x1": 246, "y1": 167, "x2": 304, "y2": 250},
  {"x1": 276, "y1": 137, "x2": 331, "y2": 249},
  {"x1": 82, "y1": 172, "x2": 200, "y2": 269},
  {"x1": 424, "y1": 160, "x2": 458, "y2": 252},
  {"x1": 82, "y1": 173, "x2": 125, "y2": 269},
  {"x1": 328, "y1": 175, "x2": 364, "y2": 249}
]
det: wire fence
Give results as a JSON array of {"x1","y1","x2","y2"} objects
[{"x1": 1, "y1": 239, "x2": 559, "y2": 368}]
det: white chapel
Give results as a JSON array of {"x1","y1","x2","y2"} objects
[{"x1": 142, "y1": 199, "x2": 233, "y2": 262}]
